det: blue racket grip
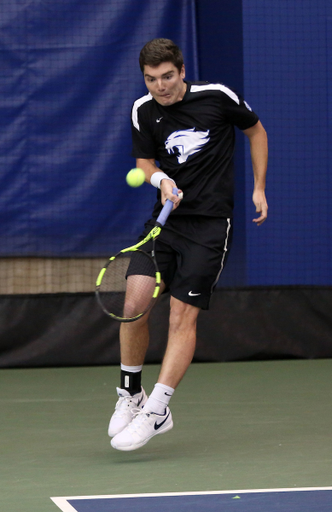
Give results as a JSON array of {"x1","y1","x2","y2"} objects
[{"x1": 156, "y1": 187, "x2": 178, "y2": 226}]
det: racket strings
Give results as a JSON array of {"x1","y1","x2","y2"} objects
[{"x1": 98, "y1": 250, "x2": 157, "y2": 320}]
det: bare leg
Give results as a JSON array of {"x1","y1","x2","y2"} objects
[
  {"x1": 122, "y1": 274, "x2": 156, "y2": 319},
  {"x1": 120, "y1": 315, "x2": 150, "y2": 366},
  {"x1": 157, "y1": 296, "x2": 200, "y2": 389},
  {"x1": 120, "y1": 278, "x2": 166, "y2": 366},
  {"x1": 110, "y1": 295, "x2": 200, "y2": 450}
]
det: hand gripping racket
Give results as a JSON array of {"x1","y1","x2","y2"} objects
[{"x1": 96, "y1": 188, "x2": 178, "y2": 322}]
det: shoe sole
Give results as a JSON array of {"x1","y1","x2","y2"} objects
[{"x1": 111, "y1": 419, "x2": 173, "y2": 451}]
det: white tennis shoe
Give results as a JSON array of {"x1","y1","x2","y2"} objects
[
  {"x1": 111, "y1": 407, "x2": 173, "y2": 451},
  {"x1": 108, "y1": 387, "x2": 148, "y2": 438}
]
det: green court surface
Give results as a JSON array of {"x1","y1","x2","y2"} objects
[{"x1": 1, "y1": 359, "x2": 332, "y2": 512}]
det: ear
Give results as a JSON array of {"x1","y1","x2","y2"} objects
[{"x1": 180, "y1": 64, "x2": 186, "y2": 79}]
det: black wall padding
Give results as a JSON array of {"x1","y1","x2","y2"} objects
[{"x1": 0, "y1": 287, "x2": 331, "y2": 368}]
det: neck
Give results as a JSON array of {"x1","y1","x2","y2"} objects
[{"x1": 178, "y1": 82, "x2": 187, "y2": 101}]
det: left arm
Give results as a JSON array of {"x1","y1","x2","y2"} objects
[{"x1": 243, "y1": 120, "x2": 268, "y2": 226}]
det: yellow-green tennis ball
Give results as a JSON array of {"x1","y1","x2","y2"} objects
[{"x1": 126, "y1": 168, "x2": 145, "y2": 188}]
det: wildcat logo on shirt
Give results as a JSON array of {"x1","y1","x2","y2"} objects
[{"x1": 165, "y1": 128, "x2": 210, "y2": 164}]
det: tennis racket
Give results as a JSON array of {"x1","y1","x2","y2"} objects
[{"x1": 95, "y1": 188, "x2": 178, "y2": 322}]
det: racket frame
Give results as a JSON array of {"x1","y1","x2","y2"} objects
[{"x1": 96, "y1": 189, "x2": 177, "y2": 321}]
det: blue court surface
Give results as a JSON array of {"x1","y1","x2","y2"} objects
[{"x1": 51, "y1": 488, "x2": 332, "y2": 512}]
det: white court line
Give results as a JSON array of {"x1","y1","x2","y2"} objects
[
  {"x1": 51, "y1": 487, "x2": 332, "y2": 511},
  {"x1": 51, "y1": 499, "x2": 78, "y2": 512}
]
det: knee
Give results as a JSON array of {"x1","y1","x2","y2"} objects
[
  {"x1": 123, "y1": 298, "x2": 140, "y2": 319},
  {"x1": 123, "y1": 299, "x2": 151, "y2": 324},
  {"x1": 169, "y1": 297, "x2": 199, "y2": 329}
]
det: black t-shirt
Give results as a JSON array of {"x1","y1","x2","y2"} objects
[{"x1": 131, "y1": 80, "x2": 259, "y2": 219}]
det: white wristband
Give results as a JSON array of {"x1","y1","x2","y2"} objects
[{"x1": 150, "y1": 171, "x2": 175, "y2": 189}]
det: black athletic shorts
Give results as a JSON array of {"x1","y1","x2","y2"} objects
[{"x1": 129, "y1": 216, "x2": 232, "y2": 310}]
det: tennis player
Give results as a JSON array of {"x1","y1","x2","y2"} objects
[{"x1": 109, "y1": 38, "x2": 268, "y2": 451}]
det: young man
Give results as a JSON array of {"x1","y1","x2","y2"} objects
[{"x1": 109, "y1": 38, "x2": 268, "y2": 451}]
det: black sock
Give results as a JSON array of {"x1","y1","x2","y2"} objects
[{"x1": 120, "y1": 370, "x2": 142, "y2": 395}]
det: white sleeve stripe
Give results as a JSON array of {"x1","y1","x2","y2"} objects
[
  {"x1": 132, "y1": 93, "x2": 153, "y2": 131},
  {"x1": 190, "y1": 84, "x2": 240, "y2": 105}
]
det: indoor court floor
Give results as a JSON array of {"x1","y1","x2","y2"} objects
[{"x1": 1, "y1": 359, "x2": 332, "y2": 511}]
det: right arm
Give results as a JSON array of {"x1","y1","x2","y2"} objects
[{"x1": 136, "y1": 158, "x2": 182, "y2": 208}]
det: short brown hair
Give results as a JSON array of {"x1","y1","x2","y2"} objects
[{"x1": 139, "y1": 38, "x2": 184, "y2": 73}]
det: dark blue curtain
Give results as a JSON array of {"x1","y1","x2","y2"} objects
[{"x1": 0, "y1": 0, "x2": 198, "y2": 256}]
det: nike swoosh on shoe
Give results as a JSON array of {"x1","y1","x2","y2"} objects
[{"x1": 154, "y1": 412, "x2": 171, "y2": 431}]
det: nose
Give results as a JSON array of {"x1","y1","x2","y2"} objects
[{"x1": 156, "y1": 79, "x2": 165, "y2": 91}]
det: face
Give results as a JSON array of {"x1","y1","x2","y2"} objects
[{"x1": 143, "y1": 62, "x2": 186, "y2": 106}]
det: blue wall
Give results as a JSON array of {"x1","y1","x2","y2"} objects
[
  {"x1": 243, "y1": 0, "x2": 332, "y2": 285},
  {"x1": 0, "y1": 0, "x2": 330, "y2": 286},
  {"x1": 0, "y1": 0, "x2": 198, "y2": 257}
]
